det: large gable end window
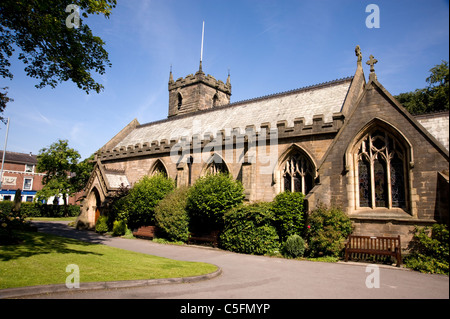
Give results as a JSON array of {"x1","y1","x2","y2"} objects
[{"x1": 356, "y1": 129, "x2": 407, "y2": 210}]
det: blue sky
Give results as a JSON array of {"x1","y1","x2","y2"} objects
[{"x1": 2, "y1": 0, "x2": 449, "y2": 160}]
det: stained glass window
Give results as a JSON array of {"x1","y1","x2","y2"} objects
[
  {"x1": 358, "y1": 157, "x2": 371, "y2": 207},
  {"x1": 390, "y1": 153, "x2": 405, "y2": 208},
  {"x1": 284, "y1": 174, "x2": 291, "y2": 193},
  {"x1": 374, "y1": 158, "x2": 387, "y2": 207},
  {"x1": 356, "y1": 129, "x2": 407, "y2": 210},
  {"x1": 281, "y1": 152, "x2": 314, "y2": 195}
]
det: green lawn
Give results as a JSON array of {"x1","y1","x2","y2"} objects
[{"x1": 0, "y1": 231, "x2": 217, "y2": 289}]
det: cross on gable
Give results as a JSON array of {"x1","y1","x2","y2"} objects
[{"x1": 366, "y1": 55, "x2": 378, "y2": 73}]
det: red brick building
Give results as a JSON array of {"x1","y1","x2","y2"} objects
[
  {"x1": 0, "y1": 151, "x2": 44, "y2": 202},
  {"x1": 0, "y1": 150, "x2": 81, "y2": 204}
]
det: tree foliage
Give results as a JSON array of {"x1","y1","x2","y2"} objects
[
  {"x1": 36, "y1": 139, "x2": 93, "y2": 213},
  {"x1": 395, "y1": 61, "x2": 449, "y2": 115},
  {"x1": 0, "y1": 0, "x2": 116, "y2": 116}
]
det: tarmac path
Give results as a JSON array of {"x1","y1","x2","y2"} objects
[{"x1": 15, "y1": 221, "x2": 449, "y2": 300}]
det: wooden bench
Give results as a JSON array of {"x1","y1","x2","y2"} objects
[
  {"x1": 132, "y1": 226, "x2": 157, "y2": 239},
  {"x1": 345, "y1": 235, "x2": 402, "y2": 267},
  {"x1": 188, "y1": 230, "x2": 220, "y2": 247}
]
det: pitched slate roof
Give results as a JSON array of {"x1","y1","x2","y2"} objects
[
  {"x1": 0, "y1": 151, "x2": 37, "y2": 165},
  {"x1": 112, "y1": 76, "x2": 353, "y2": 149}
]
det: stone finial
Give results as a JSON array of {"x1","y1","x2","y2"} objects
[
  {"x1": 366, "y1": 54, "x2": 378, "y2": 80},
  {"x1": 355, "y1": 45, "x2": 362, "y2": 67},
  {"x1": 226, "y1": 69, "x2": 231, "y2": 87},
  {"x1": 169, "y1": 64, "x2": 174, "y2": 84}
]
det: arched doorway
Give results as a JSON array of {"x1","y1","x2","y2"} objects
[{"x1": 87, "y1": 187, "x2": 102, "y2": 225}]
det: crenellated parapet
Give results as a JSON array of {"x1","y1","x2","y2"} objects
[
  {"x1": 96, "y1": 112, "x2": 345, "y2": 162},
  {"x1": 168, "y1": 65, "x2": 232, "y2": 117},
  {"x1": 169, "y1": 70, "x2": 231, "y2": 94}
]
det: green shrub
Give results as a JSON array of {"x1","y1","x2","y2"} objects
[
  {"x1": 0, "y1": 208, "x2": 36, "y2": 244},
  {"x1": 283, "y1": 234, "x2": 306, "y2": 258},
  {"x1": 108, "y1": 195, "x2": 130, "y2": 230},
  {"x1": 306, "y1": 205, "x2": 353, "y2": 258},
  {"x1": 404, "y1": 224, "x2": 449, "y2": 275},
  {"x1": 0, "y1": 201, "x2": 80, "y2": 217},
  {"x1": 124, "y1": 174, "x2": 175, "y2": 230},
  {"x1": 272, "y1": 191, "x2": 306, "y2": 241},
  {"x1": 220, "y1": 202, "x2": 280, "y2": 255},
  {"x1": 95, "y1": 215, "x2": 109, "y2": 233},
  {"x1": 187, "y1": 173, "x2": 244, "y2": 232},
  {"x1": 155, "y1": 186, "x2": 190, "y2": 242},
  {"x1": 112, "y1": 219, "x2": 128, "y2": 237}
]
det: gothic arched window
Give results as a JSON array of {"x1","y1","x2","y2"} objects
[
  {"x1": 356, "y1": 129, "x2": 407, "y2": 209},
  {"x1": 204, "y1": 154, "x2": 229, "y2": 176},
  {"x1": 150, "y1": 160, "x2": 168, "y2": 177},
  {"x1": 281, "y1": 152, "x2": 314, "y2": 195}
]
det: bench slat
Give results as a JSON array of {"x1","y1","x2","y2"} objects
[{"x1": 345, "y1": 235, "x2": 402, "y2": 267}]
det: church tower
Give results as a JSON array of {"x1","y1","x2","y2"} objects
[{"x1": 168, "y1": 62, "x2": 231, "y2": 118}]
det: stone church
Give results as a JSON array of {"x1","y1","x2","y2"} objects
[{"x1": 77, "y1": 46, "x2": 449, "y2": 248}]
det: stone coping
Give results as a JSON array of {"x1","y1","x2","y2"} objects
[{"x1": 0, "y1": 266, "x2": 222, "y2": 299}]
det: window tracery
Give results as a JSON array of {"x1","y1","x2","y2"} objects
[
  {"x1": 281, "y1": 152, "x2": 314, "y2": 195},
  {"x1": 356, "y1": 129, "x2": 407, "y2": 209}
]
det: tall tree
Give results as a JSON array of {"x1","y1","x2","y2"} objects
[
  {"x1": 36, "y1": 139, "x2": 82, "y2": 215},
  {"x1": 395, "y1": 61, "x2": 449, "y2": 115},
  {"x1": 0, "y1": 0, "x2": 116, "y2": 119}
]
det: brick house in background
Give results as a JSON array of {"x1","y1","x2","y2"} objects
[{"x1": 0, "y1": 150, "x2": 81, "y2": 204}]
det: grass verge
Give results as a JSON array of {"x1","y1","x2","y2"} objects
[{"x1": 0, "y1": 231, "x2": 218, "y2": 289}]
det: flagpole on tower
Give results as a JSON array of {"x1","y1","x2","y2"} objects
[{"x1": 199, "y1": 21, "x2": 205, "y2": 71}]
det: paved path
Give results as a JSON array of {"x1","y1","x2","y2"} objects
[{"x1": 18, "y1": 221, "x2": 450, "y2": 299}]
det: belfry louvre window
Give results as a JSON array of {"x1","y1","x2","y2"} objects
[
  {"x1": 213, "y1": 94, "x2": 219, "y2": 107},
  {"x1": 356, "y1": 129, "x2": 406, "y2": 209},
  {"x1": 282, "y1": 153, "x2": 314, "y2": 195},
  {"x1": 177, "y1": 93, "x2": 183, "y2": 110}
]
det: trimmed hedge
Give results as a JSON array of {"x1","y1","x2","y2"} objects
[
  {"x1": 122, "y1": 174, "x2": 175, "y2": 230},
  {"x1": 187, "y1": 173, "x2": 244, "y2": 232},
  {"x1": 155, "y1": 186, "x2": 190, "y2": 242},
  {"x1": 0, "y1": 201, "x2": 80, "y2": 217},
  {"x1": 220, "y1": 202, "x2": 280, "y2": 255},
  {"x1": 272, "y1": 191, "x2": 305, "y2": 242}
]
